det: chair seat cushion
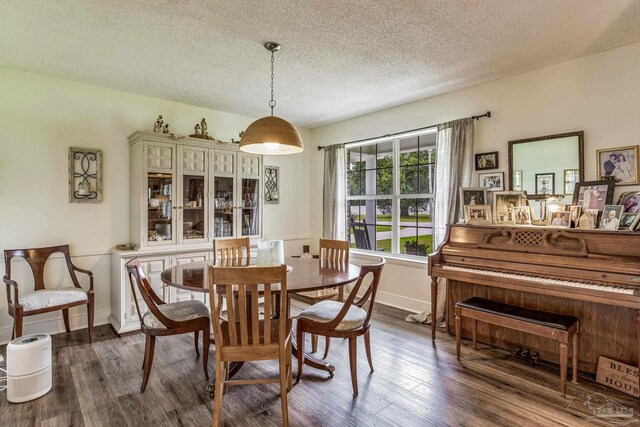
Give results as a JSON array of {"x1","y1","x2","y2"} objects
[
  {"x1": 143, "y1": 300, "x2": 210, "y2": 329},
  {"x1": 456, "y1": 297, "x2": 578, "y2": 331},
  {"x1": 298, "y1": 300, "x2": 366, "y2": 330},
  {"x1": 21, "y1": 287, "x2": 88, "y2": 311}
]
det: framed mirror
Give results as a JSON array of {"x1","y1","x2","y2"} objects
[{"x1": 508, "y1": 131, "x2": 584, "y2": 195}]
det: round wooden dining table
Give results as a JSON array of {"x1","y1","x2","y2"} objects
[{"x1": 160, "y1": 257, "x2": 360, "y2": 392}]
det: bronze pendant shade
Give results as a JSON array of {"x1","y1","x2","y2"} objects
[
  {"x1": 240, "y1": 116, "x2": 304, "y2": 155},
  {"x1": 239, "y1": 42, "x2": 304, "y2": 155}
]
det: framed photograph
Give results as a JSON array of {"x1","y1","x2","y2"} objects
[
  {"x1": 599, "y1": 205, "x2": 624, "y2": 230},
  {"x1": 617, "y1": 191, "x2": 640, "y2": 213},
  {"x1": 264, "y1": 165, "x2": 280, "y2": 204},
  {"x1": 618, "y1": 213, "x2": 640, "y2": 231},
  {"x1": 512, "y1": 170, "x2": 522, "y2": 191},
  {"x1": 567, "y1": 205, "x2": 582, "y2": 224},
  {"x1": 547, "y1": 211, "x2": 571, "y2": 228},
  {"x1": 475, "y1": 151, "x2": 499, "y2": 170},
  {"x1": 464, "y1": 205, "x2": 492, "y2": 225},
  {"x1": 493, "y1": 191, "x2": 525, "y2": 224},
  {"x1": 513, "y1": 206, "x2": 532, "y2": 225},
  {"x1": 572, "y1": 180, "x2": 615, "y2": 214},
  {"x1": 479, "y1": 172, "x2": 505, "y2": 192},
  {"x1": 596, "y1": 145, "x2": 639, "y2": 185},
  {"x1": 535, "y1": 173, "x2": 555, "y2": 195},
  {"x1": 459, "y1": 187, "x2": 488, "y2": 207},
  {"x1": 564, "y1": 169, "x2": 579, "y2": 195}
]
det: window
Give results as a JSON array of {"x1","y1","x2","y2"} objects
[{"x1": 346, "y1": 130, "x2": 436, "y2": 258}]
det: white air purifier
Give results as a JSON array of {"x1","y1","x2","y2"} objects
[{"x1": 6, "y1": 333, "x2": 52, "y2": 403}]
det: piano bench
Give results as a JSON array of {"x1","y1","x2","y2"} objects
[{"x1": 454, "y1": 297, "x2": 579, "y2": 397}]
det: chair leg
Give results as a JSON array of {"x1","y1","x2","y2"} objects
[
  {"x1": 322, "y1": 336, "x2": 331, "y2": 360},
  {"x1": 286, "y1": 340, "x2": 293, "y2": 391},
  {"x1": 203, "y1": 327, "x2": 210, "y2": 381},
  {"x1": 455, "y1": 314, "x2": 462, "y2": 360},
  {"x1": 311, "y1": 334, "x2": 318, "y2": 353},
  {"x1": 14, "y1": 312, "x2": 23, "y2": 339},
  {"x1": 141, "y1": 335, "x2": 156, "y2": 393},
  {"x1": 194, "y1": 330, "x2": 200, "y2": 357},
  {"x1": 87, "y1": 297, "x2": 94, "y2": 343},
  {"x1": 364, "y1": 330, "x2": 374, "y2": 372},
  {"x1": 62, "y1": 308, "x2": 71, "y2": 333},
  {"x1": 213, "y1": 360, "x2": 225, "y2": 427},
  {"x1": 279, "y1": 351, "x2": 289, "y2": 426},
  {"x1": 348, "y1": 337, "x2": 358, "y2": 397},
  {"x1": 296, "y1": 327, "x2": 305, "y2": 383}
]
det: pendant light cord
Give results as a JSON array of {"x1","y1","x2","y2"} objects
[{"x1": 269, "y1": 50, "x2": 276, "y2": 116}]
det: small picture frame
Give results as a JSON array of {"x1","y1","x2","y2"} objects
[
  {"x1": 572, "y1": 180, "x2": 615, "y2": 214},
  {"x1": 617, "y1": 191, "x2": 640, "y2": 214},
  {"x1": 464, "y1": 205, "x2": 492, "y2": 225},
  {"x1": 535, "y1": 173, "x2": 555, "y2": 195},
  {"x1": 567, "y1": 205, "x2": 582, "y2": 225},
  {"x1": 475, "y1": 151, "x2": 499, "y2": 170},
  {"x1": 619, "y1": 213, "x2": 640, "y2": 231},
  {"x1": 599, "y1": 205, "x2": 624, "y2": 230},
  {"x1": 479, "y1": 171, "x2": 505, "y2": 192},
  {"x1": 547, "y1": 211, "x2": 571, "y2": 228},
  {"x1": 513, "y1": 206, "x2": 532, "y2": 226},
  {"x1": 493, "y1": 191, "x2": 525, "y2": 224},
  {"x1": 459, "y1": 187, "x2": 488, "y2": 206},
  {"x1": 596, "y1": 145, "x2": 639, "y2": 185},
  {"x1": 512, "y1": 170, "x2": 523, "y2": 191},
  {"x1": 564, "y1": 169, "x2": 579, "y2": 195}
]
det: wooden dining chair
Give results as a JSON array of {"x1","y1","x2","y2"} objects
[
  {"x1": 209, "y1": 265, "x2": 292, "y2": 427},
  {"x1": 296, "y1": 258, "x2": 385, "y2": 397},
  {"x1": 213, "y1": 237, "x2": 251, "y2": 265},
  {"x1": 290, "y1": 238, "x2": 349, "y2": 356},
  {"x1": 3, "y1": 245, "x2": 94, "y2": 341},
  {"x1": 125, "y1": 259, "x2": 210, "y2": 393}
]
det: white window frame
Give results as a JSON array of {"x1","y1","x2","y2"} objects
[{"x1": 346, "y1": 128, "x2": 436, "y2": 259}]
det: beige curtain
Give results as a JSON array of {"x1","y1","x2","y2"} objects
[
  {"x1": 323, "y1": 144, "x2": 347, "y2": 240},
  {"x1": 407, "y1": 118, "x2": 474, "y2": 324}
]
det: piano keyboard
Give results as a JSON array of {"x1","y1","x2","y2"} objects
[{"x1": 441, "y1": 264, "x2": 637, "y2": 295}]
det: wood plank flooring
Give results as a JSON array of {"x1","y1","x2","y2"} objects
[{"x1": 1, "y1": 303, "x2": 638, "y2": 426}]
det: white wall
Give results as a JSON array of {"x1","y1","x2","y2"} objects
[
  {"x1": 309, "y1": 42, "x2": 640, "y2": 313},
  {"x1": 0, "y1": 67, "x2": 310, "y2": 343}
]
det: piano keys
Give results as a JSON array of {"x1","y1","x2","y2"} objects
[{"x1": 428, "y1": 224, "x2": 640, "y2": 375}]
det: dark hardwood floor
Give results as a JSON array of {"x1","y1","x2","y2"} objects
[{"x1": 1, "y1": 303, "x2": 638, "y2": 426}]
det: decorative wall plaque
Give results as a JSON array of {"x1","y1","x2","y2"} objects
[
  {"x1": 69, "y1": 147, "x2": 103, "y2": 203},
  {"x1": 264, "y1": 165, "x2": 279, "y2": 204}
]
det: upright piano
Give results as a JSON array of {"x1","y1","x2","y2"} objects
[{"x1": 428, "y1": 224, "x2": 640, "y2": 374}]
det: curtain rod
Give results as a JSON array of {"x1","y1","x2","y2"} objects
[{"x1": 316, "y1": 111, "x2": 491, "y2": 151}]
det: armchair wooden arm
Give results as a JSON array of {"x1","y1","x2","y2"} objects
[
  {"x1": 72, "y1": 264, "x2": 94, "y2": 292},
  {"x1": 4, "y1": 275, "x2": 20, "y2": 306}
]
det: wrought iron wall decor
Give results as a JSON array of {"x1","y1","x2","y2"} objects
[
  {"x1": 264, "y1": 165, "x2": 279, "y2": 204},
  {"x1": 69, "y1": 147, "x2": 103, "y2": 203}
]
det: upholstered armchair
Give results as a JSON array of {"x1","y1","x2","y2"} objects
[{"x1": 3, "y1": 245, "x2": 94, "y2": 341}]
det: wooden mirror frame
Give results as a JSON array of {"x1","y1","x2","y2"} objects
[{"x1": 508, "y1": 131, "x2": 584, "y2": 192}]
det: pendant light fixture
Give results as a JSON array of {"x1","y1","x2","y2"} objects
[{"x1": 239, "y1": 42, "x2": 304, "y2": 155}]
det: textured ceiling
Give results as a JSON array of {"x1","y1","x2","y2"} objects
[{"x1": 1, "y1": 0, "x2": 640, "y2": 128}]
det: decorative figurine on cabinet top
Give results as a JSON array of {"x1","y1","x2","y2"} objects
[
  {"x1": 162, "y1": 123, "x2": 170, "y2": 134},
  {"x1": 153, "y1": 115, "x2": 163, "y2": 133},
  {"x1": 190, "y1": 118, "x2": 214, "y2": 140}
]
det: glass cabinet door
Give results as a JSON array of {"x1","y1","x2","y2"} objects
[
  {"x1": 213, "y1": 176, "x2": 235, "y2": 238},
  {"x1": 147, "y1": 173, "x2": 174, "y2": 243},
  {"x1": 182, "y1": 175, "x2": 206, "y2": 240},
  {"x1": 240, "y1": 178, "x2": 259, "y2": 236}
]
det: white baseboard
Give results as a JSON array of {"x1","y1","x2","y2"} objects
[
  {"x1": 372, "y1": 290, "x2": 429, "y2": 314},
  {"x1": 0, "y1": 308, "x2": 111, "y2": 345}
]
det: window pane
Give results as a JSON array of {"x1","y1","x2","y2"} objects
[
  {"x1": 347, "y1": 170, "x2": 364, "y2": 196},
  {"x1": 376, "y1": 168, "x2": 392, "y2": 195},
  {"x1": 418, "y1": 134, "x2": 436, "y2": 165},
  {"x1": 375, "y1": 141, "x2": 393, "y2": 169},
  {"x1": 347, "y1": 199, "x2": 391, "y2": 252},
  {"x1": 347, "y1": 148, "x2": 363, "y2": 172},
  {"x1": 400, "y1": 136, "x2": 419, "y2": 166},
  {"x1": 400, "y1": 165, "x2": 418, "y2": 194},
  {"x1": 399, "y1": 197, "x2": 433, "y2": 257},
  {"x1": 418, "y1": 165, "x2": 435, "y2": 194}
]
